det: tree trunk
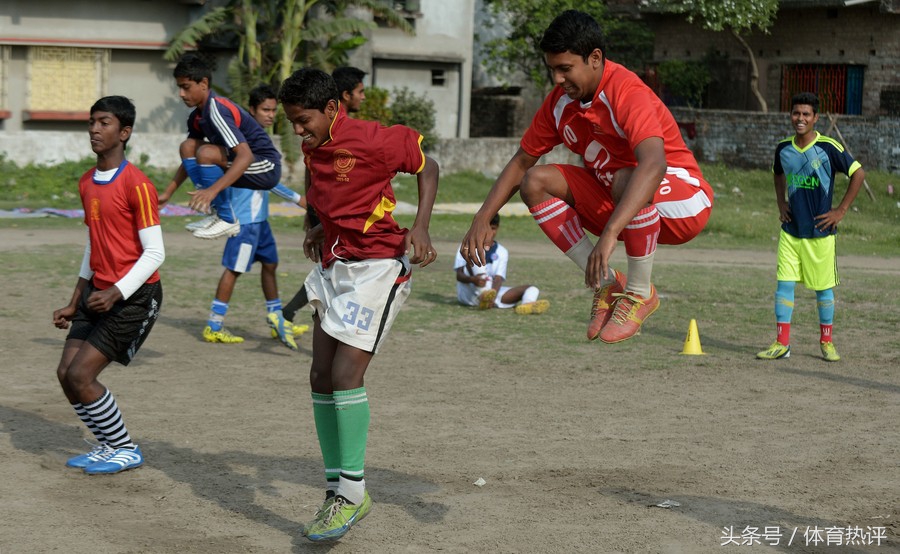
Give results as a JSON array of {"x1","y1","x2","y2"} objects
[{"x1": 731, "y1": 29, "x2": 767, "y2": 113}]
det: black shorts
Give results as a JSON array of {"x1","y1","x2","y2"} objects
[{"x1": 67, "y1": 280, "x2": 163, "y2": 366}]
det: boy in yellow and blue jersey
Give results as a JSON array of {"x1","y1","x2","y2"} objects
[{"x1": 757, "y1": 92, "x2": 865, "y2": 362}]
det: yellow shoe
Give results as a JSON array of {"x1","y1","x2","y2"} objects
[
  {"x1": 266, "y1": 312, "x2": 299, "y2": 351},
  {"x1": 756, "y1": 341, "x2": 790, "y2": 360},
  {"x1": 203, "y1": 326, "x2": 244, "y2": 344},
  {"x1": 820, "y1": 341, "x2": 840, "y2": 362},
  {"x1": 478, "y1": 289, "x2": 497, "y2": 310},
  {"x1": 514, "y1": 299, "x2": 550, "y2": 315},
  {"x1": 270, "y1": 322, "x2": 309, "y2": 338}
]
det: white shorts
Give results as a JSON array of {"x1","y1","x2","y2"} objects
[{"x1": 304, "y1": 257, "x2": 412, "y2": 353}]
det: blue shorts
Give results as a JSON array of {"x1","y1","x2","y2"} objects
[{"x1": 222, "y1": 221, "x2": 278, "y2": 273}]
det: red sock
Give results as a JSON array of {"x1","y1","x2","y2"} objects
[
  {"x1": 621, "y1": 205, "x2": 660, "y2": 257},
  {"x1": 820, "y1": 324, "x2": 833, "y2": 343},
  {"x1": 777, "y1": 322, "x2": 791, "y2": 345},
  {"x1": 530, "y1": 198, "x2": 585, "y2": 253}
]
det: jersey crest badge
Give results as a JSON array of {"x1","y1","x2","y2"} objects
[{"x1": 333, "y1": 149, "x2": 356, "y2": 182}]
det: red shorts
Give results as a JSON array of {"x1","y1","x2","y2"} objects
[{"x1": 557, "y1": 164, "x2": 713, "y2": 245}]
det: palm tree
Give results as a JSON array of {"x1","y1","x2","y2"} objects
[{"x1": 166, "y1": 0, "x2": 412, "y2": 86}]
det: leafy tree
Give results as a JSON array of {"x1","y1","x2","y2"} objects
[
  {"x1": 646, "y1": 0, "x2": 778, "y2": 112},
  {"x1": 656, "y1": 59, "x2": 710, "y2": 108},
  {"x1": 389, "y1": 87, "x2": 437, "y2": 151},
  {"x1": 480, "y1": 0, "x2": 654, "y2": 92},
  {"x1": 356, "y1": 85, "x2": 392, "y2": 125},
  {"x1": 357, "y1": 86, "x2": 438, "y2": 151}
]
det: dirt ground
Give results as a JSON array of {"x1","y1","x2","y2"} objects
[{"x1": 0, "y1": 227, "x2": 897, "y2": 554}]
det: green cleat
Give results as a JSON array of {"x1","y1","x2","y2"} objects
[
  {"x1": 300, "y1": 495, "x2": 336, "y2": 537},
  {"x1": 305, "y1": 492, "x2": 372, "y2": 542},
  {"x1": 756, "y1": 341, "x2": 790, "y2": 360},
  {"x1": 820, "y1": 341, "x2": 840, "y2": 362}
]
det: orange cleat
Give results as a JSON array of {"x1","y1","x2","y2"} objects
[
  {"x1": 587, "y1": 270, "x2": 626, "y2": 340},
  {"x1": 598, "y1": 285, "x2": 660, "y2": 343}
]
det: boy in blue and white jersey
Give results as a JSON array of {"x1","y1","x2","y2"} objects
[
  {"x1": 757, "y1": 92, "x2": 865, "y2": 362},
  {"x1": 159, "y1": 54, "x2": 282, "y2": 240},
  {"x1": 200, "y1": 85, "x2": 307, "y2": 350}
]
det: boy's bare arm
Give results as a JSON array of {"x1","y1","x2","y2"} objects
[
  {"x1": 815, "y1": 167, "x2": 865, "y2": 232},
  {"x1": 159, "y1": 164, "x2": 188, "y2": 206},
  {"x1": 406, "y1": 156, "x2": 439, "y2": 267}
]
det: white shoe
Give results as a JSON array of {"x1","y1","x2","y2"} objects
[
  {"x1": 192, "y1": 217, "x2": 240, "y2": 239},
  {"x1": 185, "y1": 214, "x2": 218, "y2": 232}
]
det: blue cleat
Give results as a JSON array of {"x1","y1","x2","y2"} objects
[
  {"x1": 83, "y1": 445, "x2": 144, "y2": 475},
  {"x1": 66, "y1": 442, "x2": 115, "y2": 468}
]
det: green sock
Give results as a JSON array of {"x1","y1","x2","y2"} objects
[
  {"x1": 334, "y1": 387, "x2": 370, "y2": 484},
  {"x1": 311, "y1": 392, "x2": 341, "y2": 486}
]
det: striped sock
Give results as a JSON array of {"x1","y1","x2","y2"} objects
[
  {"x1": 530, "y1": 198, "x2": 586, "y2": 253},
  {"x1": 266, "y1": 299, "x2": 282, "y2": 314},
  {"x1": 72, "y1": 402, "x2": 106, "y2": 443},
  {"x1": 208, "y1": 299, "x2": 228, "y2": 332},
  {"x1": 83, "y1": 389, "x2": 135, "y2": 449},
  {"x1": 334, "y1": 387, "x2": 370, "y2": 505}
]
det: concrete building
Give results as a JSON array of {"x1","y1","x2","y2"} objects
[
  {"x1": 0, "y1": 0, "x2": 208, "y2": 135},
  {"x1": 347, "y1": 0, "x2": 475, "y2": 140},
  {"x1": 0, "y1": 0, "x2": 475, "y2": 167},
  {"x1": 644, "y1": 0, "x2": 900, "y2": 116}
]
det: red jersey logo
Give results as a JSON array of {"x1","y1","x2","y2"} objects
[
  {"x1": 90, "y1": 198, "x2": 101, "y2": 221},
  {"x1": 333, "y1": 149, "x2": 356, "y2": 182}
]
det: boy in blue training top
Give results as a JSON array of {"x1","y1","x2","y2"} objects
[
  {"x1": 159, "y1": 53, "x2": 282, "y2": 240},
  {"x1": 756, "y1": 92, "x2": 865, "y2": 362}
]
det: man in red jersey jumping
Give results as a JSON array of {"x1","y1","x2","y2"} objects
[{"x1": 461, "y1": 9, "x2": 713, "y2": 343}]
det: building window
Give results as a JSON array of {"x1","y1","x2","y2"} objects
[
  {"x1": 26, "y1": 46, "x2": 109, "y2": 116},
  {"x1": 431, "y1": 69, "x2": 446, "y2": 87},
  {"x1": 781, "y1": 64, "x2": 864, "y2": 115}
]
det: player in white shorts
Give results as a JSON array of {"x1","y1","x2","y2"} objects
[{"x1": 304, "y1": 257, "x2": 411, "y2": 353}]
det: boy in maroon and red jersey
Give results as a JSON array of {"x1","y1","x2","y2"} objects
[
  {"x1": 279, "y1": 67, "x2": 438, "y2": 542},
  {"x1": 53, "y1": 95, "x2": 165, "y2": 475},
  {"x1": 461, "y1": 9, "x2": 713, "y2": 344}
]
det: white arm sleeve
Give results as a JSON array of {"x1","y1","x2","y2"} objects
[
  {"x1": 114, "y1": 225, "x2": 165, "y2": 300},
  {"x1": 79, "y1": 231, "x2": 94, "y2": 280},
  {"x1": 270, "y1": 183, "x2": 302, "y2": 204}
]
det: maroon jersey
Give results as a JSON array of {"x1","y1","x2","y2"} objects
[
  {"x1": 79, "y1": 161, "x2": 161, "y2": 289},
  {"x1": 304, "y1": 108, "x2": 426, "y2": 268}
]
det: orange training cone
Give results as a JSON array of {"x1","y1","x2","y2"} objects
[{"x1": 681, "y1": 319, "x2": 705, "y2": 355}]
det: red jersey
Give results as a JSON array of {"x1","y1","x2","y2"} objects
[
  {"x1": 79, "y1": 161, "x2": 161, "y2": 289},
  {"x1": 303, "y1": 108, "x2": 426, "y2": 268},
  {"x1": 522, "y1": 60, "x2": 703, "y2": 188}
]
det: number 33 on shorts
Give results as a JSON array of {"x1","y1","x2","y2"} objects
[{"x1": 342, "y1": 301, "x2": 375, "y2": 331}]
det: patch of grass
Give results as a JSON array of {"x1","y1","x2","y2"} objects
[{"x1": 2, "y1": 156, "x2": 897, "y2": 255}]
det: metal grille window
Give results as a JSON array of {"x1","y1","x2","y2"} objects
[
  {"x1": 27, "y1": 46, "x2": 109, "y2": 112},
  {"x1": 781, "y1": 64, "x2": 864, "y2": 115}
]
